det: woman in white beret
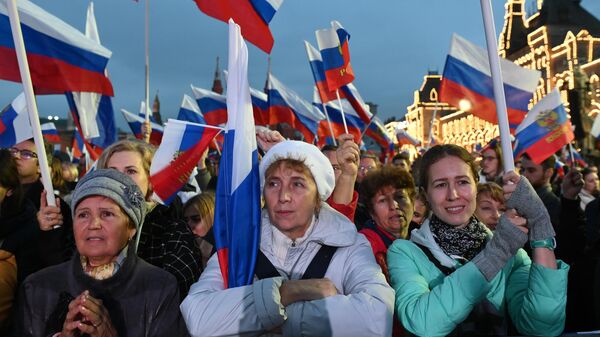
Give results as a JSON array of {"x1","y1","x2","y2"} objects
[{"x1": 181, "y1": 140, "x2": 394, "y2": 337}]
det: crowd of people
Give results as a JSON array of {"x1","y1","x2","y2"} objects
[{"x1": 0, "y1": 130, "x2": 598, "y2": 336}]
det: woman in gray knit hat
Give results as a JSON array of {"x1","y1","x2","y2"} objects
[{"x1": 16, "y1": 169, "x2": 189, "y2": 337}]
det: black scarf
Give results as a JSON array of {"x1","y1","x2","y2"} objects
[{"x1": 429, "y1": 214, "x2": 487, "y2": 262}]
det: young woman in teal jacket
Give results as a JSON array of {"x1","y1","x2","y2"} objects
[{"x1": 387, "y1": 144, "x2": 568, "y2": 336}]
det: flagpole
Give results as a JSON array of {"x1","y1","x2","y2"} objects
[
  {"x1": 7, "y1": 0, "x2": 56, "y2": 207},
  {"x1": 427, "y1": 101, "x2": 439, "y2": 149},
  {"x1": 568, "y1": 143, "x2": 576, "y2": 168},
  {"x1": 480, "y1": 0, "x2": 515, "y2": 172},
  {"x1": 144, "y1": 0, "x2": 150, "y2": 121},
  {"x1": 359, "y1": 109, "x2": 379, "y2": 140},
  {"x1": 321, "y1": 103, "x2": 337, "y2": 146},
  {"x1": 335, "y1": 89, "x2": 349, "y2": 134}
]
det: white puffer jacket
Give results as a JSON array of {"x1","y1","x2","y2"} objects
[{"x1": 181, "y1": 203, "x2": 394, "y2": 337}]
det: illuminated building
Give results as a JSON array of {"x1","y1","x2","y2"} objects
[{"x1": 400, "y1": 0, "x2": 600, "y2": 154}]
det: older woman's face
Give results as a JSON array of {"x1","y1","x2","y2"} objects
[
  {"x1": 475, "y1": 192, "x2": 505, "y2": 231},
  {"x1": 264, "y1": 163, "x2": 318, "y2": 240},
  {"x1": 426, "y1": 156, "x2": 477, "y2": 228},
  {"x1": 106, "y1": 151, "x2": 150, "y2": 198},
  {"x1": 370, "y1": 186, "x2": 413, "y2": 239},
  {"x1": 74, "y1": 196, "x2": 135, "y2": 266}
]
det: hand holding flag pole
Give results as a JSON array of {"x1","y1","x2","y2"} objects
[
  {"x1": 6, "y1": 0, "x2": 56, "y2": 207},
  {"x1": 480, "y1": 0, "x2": 515, "y2": 172}
]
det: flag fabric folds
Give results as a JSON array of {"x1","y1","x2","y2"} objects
[
  {"x1": 41, "y1": 122, "x2": 60, "y2": 143},
  {"x1": 213, "y1": 19, "x2": 261, "y2": 288},
  {"x1": 396, "y1": 129, "x2": 419, "y2": 146},
  {"x1": 177, "y1": 94, "x2": 207, "y2": 124},
  {"x1": 0, "y1": 0, "x2": 113, "y2": 95},
  {"x1": 440, "y1": 34, "x2": 540, "y2": 130},
  {"x1": 268, "y1": 73, "x2": 324, "y2": 143},
  {"x1": 71, "y1": 127, "x2": 85, "y2": 160},
  {"x1": 120, "y1": 108, "x2": 163, "y2": 145},
  {"x1": 250, "y1": 87, "x2": 269, "y2": 126},
  {"x1": 191, "y1": 85, "x2": 228, "y2": 126},
  {"x1": 513, "y1": 89, "x2": 574, "y2": 164},
  {"x1": 366, "y1": 117, "x2": 394, "y2": 152},
  {"x1": 304, "y1": 41, "x2": 371, "y2": 124},
  {"x1": 149, "y1": 119, "x2": 220, "y2": 205},
  {"x1": 192, "y1": 0, "x2": 282, "y2": 53},
  {"x1": 65, "y1": 2, "x2": 116, "y2": 150},
  {"x1": 315, "y1": 21, "x2": 355, "y2": 92},
  {"x1": 314, "y1": 89, "x2": 363, "y2": 144},
  {"x1": 0, "y1": 93, "x2": 32, "y2": 147}
]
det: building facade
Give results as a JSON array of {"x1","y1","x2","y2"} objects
[{"x1": 400, "y1": 0, "x2": 600, "y2": 154}]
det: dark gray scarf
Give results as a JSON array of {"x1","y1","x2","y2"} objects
[{"x1": 429, "y1": 214, "x2": 487, "y2": 262}]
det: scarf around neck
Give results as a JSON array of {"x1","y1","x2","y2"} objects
[{"x1": 429, "y1": 214, "x2": 487, "y2": 263}]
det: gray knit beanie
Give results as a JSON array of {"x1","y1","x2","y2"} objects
[{"x1": 71, "y1": 169, "x2": 146, "y2": 229}]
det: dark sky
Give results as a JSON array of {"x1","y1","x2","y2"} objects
[{"x1": 1, "y1": 0, "x2": 599, "y2": 130}]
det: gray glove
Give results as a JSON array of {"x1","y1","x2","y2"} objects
[
  {"x1": 472, "y1": 215, "x2": 528, "y2": 281},
  {"x1": 504, "y1": 177, "x2": 555, "y2": 241}
]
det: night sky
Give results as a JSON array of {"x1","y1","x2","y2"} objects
[{"x1": 1, "y1": 0, "x2": 599, "y2": 130}]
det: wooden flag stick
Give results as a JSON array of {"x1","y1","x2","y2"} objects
[
  {"x1": 335, "y1": 89, "x2": 349, "y2": 134},
  {"x1": 480, "y1": 0, "x2": 515, "y2": 172},
  {"x1": 7, "y1": 0, "x2": 56, "y2": 206}
]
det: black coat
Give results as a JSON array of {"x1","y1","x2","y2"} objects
[{"x1": 15, "y1": 245, "x2": 189, "y2": 337}]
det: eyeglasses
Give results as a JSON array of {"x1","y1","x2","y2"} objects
[
  {"x1": 183, "y1": 214, "x2": 202, "y2": 223},
  {"x1": 8, "y1": 147, "x2": 38, "y2": 160},
  {"x1": 359, "y1": 165, "x2": 376, "y2": 172}
]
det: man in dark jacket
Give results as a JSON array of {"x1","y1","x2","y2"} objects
[{"x1": 521, "y1": 153, "x2": 561, "y2": 230}]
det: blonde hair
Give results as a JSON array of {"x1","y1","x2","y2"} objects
[
  {"x1": 96, "y1": 139, "x2": 156, "y2": 198},
  {"x1": 183, "y1": 192, "x2": 216, "y2": 229}
]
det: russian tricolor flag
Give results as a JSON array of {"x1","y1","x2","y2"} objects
[
  {"x1": 64, "y1": 2, "x2": 116, "y2": 151},
  {"x1": 440, "y1": 34, "x2": 540, "y2": 130},
  {"x1": 191, "y1": 85, "x2": 228, "y2": 126},
  {"x1": 268, "y1": 73, "x2": 324, "y2": 143},
  {"x1": 213, "y1": 19, "x2": 261, "y2": 288},
  {"x1": 120, "y1": 108, "x2": 163, "y2": 146},
  {"x1": 0, "y1": 0, "x2": 113, "y2": 95},
  {"x1": 71, "y1": 128, "x2": 85, "y2": 161},
  {"x1": 150, "y1": 119, "x2": 221, "y2": 205},
  {"x1": 366, "y1": 117, "x2": 394, "y2": 151},
  {"x1": 41, "y1": 122, "x2": 60, "y2": 143},
  {"x1": 250, "y1": 86, "x2": 269, "y2": 126},
  {"x1": 513, "y1": 89, "x2": 574, "y2": 164},
  {"x1": 305, "y1": 41, "x2": 371, "y2": 124},
  {"x1": 0, "y1": 93, "x2": 32, "y2": 148},
  {"x1": 193, "y1": 0, "x2": 283, "y2": 53},
  {"x1": 177, "y1": 94, "x2": 206, "y2": 124},
  {"x1": 66, "y1": 92, "x2": 116, "y2": 151},
  {"x1": 316, "y1": 21, "x2": 355, "y2": 92},
  {"x1": 314, "y1": 88, "x2": 363, "y2": 143},
  {"x1": 396, "y1": 129, "x2": 419, "y2": 146}
]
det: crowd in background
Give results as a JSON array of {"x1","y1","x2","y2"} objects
[{"x1": 0, "y1": 131, "x2": 598, "y2": 336}]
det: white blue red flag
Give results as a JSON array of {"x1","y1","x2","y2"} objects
[
  {"x1": 250, "y1": 87, "x2": 269, "y2": 126},
  {"x1": 305, "y1": 41, "x2": 371, "y2": 124},
  {"x1": 71, "y1": 128, "x2": 85, "y2": 161},
  {"x1": 396, "y1": 129, "x2": 419, "y2": 146},
  {"x1": 213, "y1": 19, "x2": 261, "y2": 288},
  {"x1": 513, "y1": 89, "x2": 574, "y2": 164},
  {"x1": 149, "y1": 119, "x2": 221, "y2": 205},
  {"x1": 41, "y1": 122, "x2": 60, "y2": 143},
  {"x1": 366, "y1": 117, "x2": 394, "y2": 153},
  {"x1": 65, "y1": 2, "x2": 116, "y2": 152},
  {"x1": 191, "y1": 85, "x2": 228, "y2": 126},
  {"x1": 315, "y1": 21, "x2": 355, "y2": 92},
  {"x1": 193, "y1": 0, "x2": 283, "y2": 53},
  {"x1": 214, "y1": 20, "x2": 260, "y2": 288},
  {"x1": 0, "y1": 93, "x2": 32, "y2": 148},
  {"x1": 120, "y1": 108, "x2": 163, "y2": 146},
  {"x1": 313, "y1": 88, "x2": 363, "y2": 144},
  {"x1": 0, "y1": 0, "x2": 113, "y2": 95},
  {"x1": 177, "y1": 94, "x2": 206, "y2": 125},
  {"x1": 268, "y1": 73, "x2": 324, "y2": 143},
  {"x1": 440, "y1": 34, "x2": 540, "y2": 131}
]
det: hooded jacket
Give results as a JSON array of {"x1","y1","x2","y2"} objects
[
  {"x1": 387, "y1": 219, "x2": 568, "y2": 337},
  {"x1": 181, "y1": 203, "x2": 394, "y2": 337}
]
